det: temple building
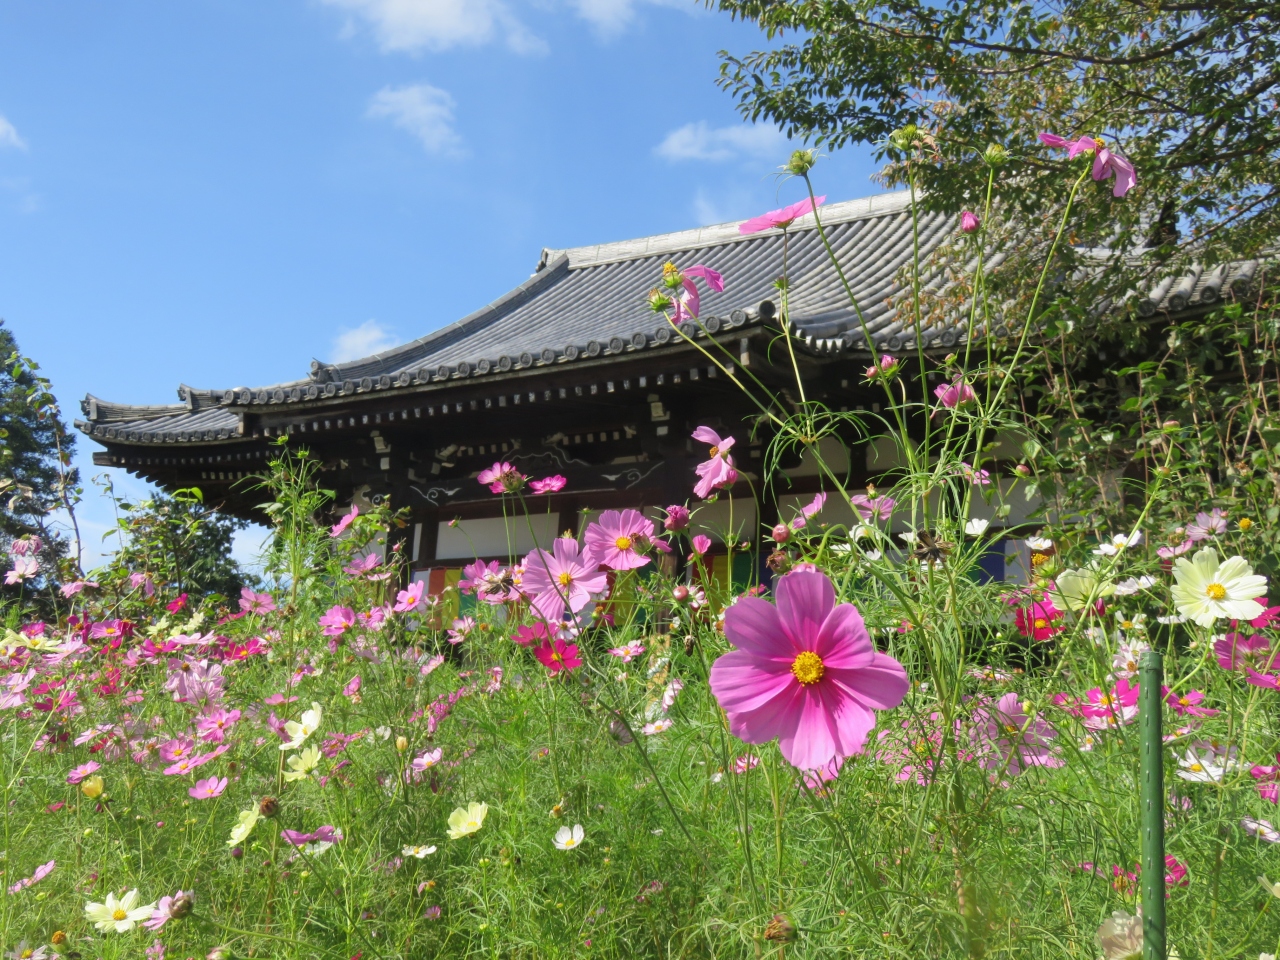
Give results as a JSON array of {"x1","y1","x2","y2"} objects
[{"x1": 76, "y1": 191, "x2": 1257, "y2": 588}]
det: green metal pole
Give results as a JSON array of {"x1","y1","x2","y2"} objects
[{"x1": 1139, "y1": 650, "x2": 1167, "y2": 960}]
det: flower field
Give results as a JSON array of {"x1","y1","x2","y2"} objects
[{"x1": 3, "y1": 139, "x2": 1279, "y2": 960}]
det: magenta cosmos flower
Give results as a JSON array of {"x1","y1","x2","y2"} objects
[
  {"x1": 739, "y1": 195, "x2": 826, "y2": 235},
  {"x1": 530, "y1": 475, "x2": 567, "y2": 494},
  {"x1": 708, "y1": 571, "x2": 909, "y2": 770},
  {"x1": 534, "y1": 637, "x2": 582, "y2": 674},
  {"x1": 669, "y1": 264, "x2": 725, "y2": 323},
  {"x1": 584, "y1": 509, "x2": 655, "y2": 571},
  {"x1": 663, "y1": 505, "x2": 690, "y2": 531},
  {"x1": 319, "y1": 605, "x2": 356, "y2": 636},
  {"x1": 691, "y1": 426, "x2": 738, "y2": 499},
  {"x1": 521, "y1": 537, "x2": 609, "y2": 623},
  {"x1": 934, "y1": 377, "x2": 976, "y2": 409},
  {"x1": 960, "y1": 210, "x2": 980, "y2": 234},
  {"x1": 970, "y1": 693, "x2": 1063, "y2": 778},
  {"x1": 478, "y1": 461, "x2": 527, "y2": 494}
]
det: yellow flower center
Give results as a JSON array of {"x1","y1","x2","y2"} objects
[
  {"x1": 1189, "y1": 762, "x2": 1203, "y2": 773},
  {"x1": 564, "y1": 838, "x2": 577, "y2": 847},
  {"x1": 1098, "y1": 695, "x2": 1113, "y2": 707},
  {"x1": 112, "y1": 909, "x2": 128, "y2": 921},
  {"x1": 1033, "y1": 618, "x2": 1048, "y2": 629},
  {"x1": 1240, "y1": 518, "x2": 1254, "y2": 531},
  {"x1": 662, "y1": 261, "x2": 678, "y2": 276},
  {"x1": 1206, "y1": 583, "x2": 1227, "y2": 600},
  {"x1": 615, "y1": 536, "x2": 633, "y2": 551},
  {"x1": 791, "y1": 651, "x2": 825, "y2": 685},
  {"x1": 557, "y1": 572, "x2": 573, "y2": 587},
  {"x1": 1121, "y1": 621, "x2": 1133, "y2": 629},
  {"x1": 1030, "y1": 552, "x2": 1049, "y2": 567},
  {"x1": 708, "y1": 445, "x2": 719, "y2": 457},
  {"x1": 1179, "y1": 697, "x2": 1190, "y2": 706}
]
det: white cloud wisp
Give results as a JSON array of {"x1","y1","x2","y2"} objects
[
  {"x1": 332, "y1": 319, "x2": 400, "y2": 362},
  {"x1": 320, "y1": 0, "x2": 546, "y2": 55},
  {"x1": 367, "y1": 83, "x2": 465, "y2": 157},
  {"x1": 655, "y1": 121, "x2": 787, "y2": 163},
  {"x1": 0, "y1": 115, "x2": 27, "y2": 151}
]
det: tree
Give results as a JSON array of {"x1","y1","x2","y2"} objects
[
  {"x1": 105, "y1": 486, "x2": 251, "y2": 600},
  {"x1": 0, "y1": 319, "x2": 81, "y2": 585},
  {"x1": 711, "y1": 0, "x2": 1278, "y2": 312}
]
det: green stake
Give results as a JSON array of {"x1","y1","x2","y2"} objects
[{"x1": 1139, "y1": 649, "x2": 1167, "y2": 960}]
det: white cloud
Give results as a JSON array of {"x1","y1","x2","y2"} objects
[
  {"x1": 0, "y1": 115, "x2": 27, "y2": 151},
  {"x1": 655, "y1": 121, "x2": 788, "y2": 163},
  {"x1": 567, "y1": 0, "x2": 693, "y2": 38},
  {"x1": 332, "y1": 319, "x2": 400, "y2": 362},
  {"x1": 319, "y1": 0, "x2": 546, "y2": 54},
  {"x1": 367, "y1": 83, "x2": 465, "y2": 156}
]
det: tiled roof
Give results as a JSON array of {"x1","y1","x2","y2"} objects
[{"x1": 76, "y1": 190, "x2": 1264, "y2": 445}]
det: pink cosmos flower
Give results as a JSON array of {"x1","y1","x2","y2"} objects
[
  {"x1": 1214, "y1": 632, "x2": 1276, "y2": 672},
  {"x1": 1246, "y1": 669, "x2": 1280, "y2": 691},
  {"x1": 343, "y1": 553, "x2": 382, "y2": 577},
  {"x1": 393, "y1": 580, "x2": 426, "y2": 613},
  {"x1": 60, "y1": 580, "x2": 98, "y2": 597},
  {"x1": 850, "y1": 493, "x2": 895, "y2": 522},
  {"x1": 1039, "y1": 133, "x2": 1136, "y2": 197},
  {"x1": 671, "y1": 264, "x2": 726, "y2": 323},
  {"x1": 195, "y1": 707, "x2": 241, "y2": 742},
  {"x1": 663, "y1": 505, "x2": 690, "y2": 531},
  {"x1": 9, "y1": 536, "x2": 40, "y2": 556},
  {"x1": 957, "y1": 462, "x2": 991, "y2": 486},
  {"x1": 66, "y1": 760, "x2": 101, "y2": 784},
  {"x1": 534, "y1": 637, "x2": 582, "y2": 674},
  {"x1": 477, "y1": 461, "x2": 526, "y2": 494},
  {"x1": 970, "y1": 693, "x2": 1063, "y2": 778},
  {"x1": 411, "y1": 747, "x2": 443, "y2": 773},
  {"x1": 1246, "y1": 599, "x2": 1280, "y2": 630},
  {"x1": 1242, "y1": 817, "x2": 1280, "y2": 843},
  {"x1": 90, "y1": 620, "x2": 127, "y2": 640},
  {"x1": 446, "y1": 616, "x2": 476, "y2": 644},
  {"x1": 934, "y1": 378, "x2": 976, "y2": 409},
  {"x1": 690, "y1": 534, "x2": 712, "y2": 557},
  {"x1": 1157, "y1": 538, "x2": 1195, "y2": 559},
  {"x1": 738, "y1": 196, "x2": 826, "y2": 235},
  {"x1": 1014, "y1": 599, "x2": 1063, "y2": 641},
  {"x1": 513, "y1": 622, "x2": 552, "y2": 647},
  {"x1": 129, "y1": 571, "x2": 156, "y2": 596},
  {"x1": 865, "y1": 355, "x2": 900, "y2": 380},
  {"x1": 331, "y1": 505, "x2": 359, "y2": 538},
  {"x1": 708, "y1": 570, "x2": 909, "y2": 770},
  {"x1": 960, "y1": 210, "x2": 980, "y2": 233},
  {"x1": 188, "y1": 776, "x2": 227, "y2": 800},
  {"x1": 521, "y1": 537, "x2": 609, "y2": 623},
  {"x1": 691, "y1": 427, "x2": 738, "y2": 499},
  {"x1": 1081, "y1": 679, "x2": 1140, "y2": 730},
  {"x1": 733, "y1": 753, "x2": 760, "y2": 774},
  {"x1": 1163, "y1": 686, "x2": 1218, "y2": 717},
  {"x1": 238, "y1": 588, "x2": 276, "y2": 614},
  {"x1": 7, "y1": 859, "x2": 54, "y2": 894},
  {"x1": 319, "y1": 606, "x2": 357, "y2": 636},
  {"x1": 530, "y1": 475, "x2": 567, "y2": 494},
  {"x1": 343, "y1": 675, "x2": 362, "y2": 699},
  {"x1": 584, "y1": 509, "x2": 655, "y2": 571},
  {"x1": 143, "y1": 890, "x2": 193, "y2": 931},
  {"x1": 608, "y1": 642, "x2": 646, "y2": 662},
  {"x1": 157, "y1": 736, "x2": 197, "y2": 764}
]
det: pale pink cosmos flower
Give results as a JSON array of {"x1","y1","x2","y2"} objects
[
  {"x1": 608, "y1": 642, "x2": 646, "y2": 663},
  {"x1": 5, "y1": 555, "x2": 38, "y2": 584},
  {"x1": 393, "y1": 580, "x2": 427, "y2": 613},
  {"x1": 330, "y1": 505, "x2": 359, "y2": 538},
  {"x1": 708, "y1": 571, "x2": 909, "y2": 770},
  {"x1": 143, "y1": 890, "x2": 193, "y2": 931},
  {"x1": 130, "y1": 572, "x2": 156, "y2": 596},
  {"x1": 239, "y1": 588, "x2": 276, "y2": 615},
  {"x1": 584, "y1": 509, "x2": 655, "y2": 571},
  {"x1": 446, "y1": 616, "x2": 476, "y2": 644},
  {"x1": 689, "y1": 534, "x2": 712, "y2": 557},
  {"x1": 739, "y1": 196, "x2": 826, "y2": 235},
  {"x1": 530, "y1": 475, "x2": 567, "y2": 494},
  {"x1": 343, "y1": 553, "x2": 382, "y2": 578},
  {"x1": 691, "y1": 426, "x2": 738, "y2": 499},
  {"x1": 850, "y1": 493, "x2": 895, "y2": 521},
  {"x1": 1187, "y1": 508, "x2": 1228, "y2": 541},
  {"x1": 157, "y1": 736, "x2": 198, "y2": 764},
  {"x1": 935, "y1": 378, "x2": 976, "y2": 409},
  {"x1": 521, "y1": 537, "x2": 609, "y2": 623},
  {"x1": 1157, "y1": 539, "x2": 1195, "y2": 559},
  {"x1": 319, "y1": 606, "x2": 357, "y2": 637},
  {"x1": 969, "y1": 693, "x2": 1064, "y2": 779},
  {"x1": 9, "y1": 536, "x2": 40, "y2": 556},
  {"x1": 957, "y1": 462, "x2": 991, "y2": 486},
  {"x1": 60, "y1": 580, "x2": 99, "y2": 597},
  {"x1": 66, "y1": 760, "x2": 101, "y2": 784},
  {"x1": 787, "y1": 493, "x2": 827, "y2": 533},
  {"x1": 477, "y1": 461, "x2": 526, "y2": 494},
  {"x1": 1111, "y1": 640, "x2": 1150, "y2": 680},
  {"x1": 188, "y1": 776, "x2": 227, "y2": 800},
  {"x1": 670, "y1": 264, "x2": 726, "y2": 323},
  {"x1": 195, "y1": 708, "x2": 241, "y2": 743},
  {"x1": 7, "y1": 859, "x2": 54, "y2": 894},
  {"x1": 661, "y1": 678, "x2": 684, "y2": 712},
  {"x1": 1242, "y1": 817, "x2": 1280, "y2": 843},
  {"x1": 412, "y1": 747, "x2": 443, "y2": 774},
  {"x1": 732, "y1": 754, "x2": 760, "y2": 774}
]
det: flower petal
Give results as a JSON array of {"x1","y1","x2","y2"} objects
[
  {"x1": 812, "y1": 602, "x2": 874, "y2": 669},
  {"x1": 825, "y1": 652, "x2": 910, "y2": 711},
  {"x1": 723, "y1": 596, "x2": 792, "y2": 659},
  {"x1": 775, "y1": 571, "x2": 835, "y2": 651}
]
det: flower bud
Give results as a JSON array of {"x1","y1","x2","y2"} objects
[
  {"x1": 1162, "y1": 419, "x2": 1179, "y2": 429},
  {"x1": 51, "y1": 931, "x2": 67, "y2": 945},
  {"x1": 230, "y1": 846, "x2": 244, "y2": 859},
  {"x1": 1014, "y1": 463, "x2": 1032, "y2": 477},
  {"x1": 784, "y1": 149, "x2": 817, "y2": 176},
  {"x1": 207, "y1": 947, "x2": 233, "y2": 960},
  {"x1": 960, "y1": 210, "x2": 980, "y2": 234},
  {"x1": 663, "y1": 505, "x2": 690, "y2": 531},
  {"x1": 171, "y1": 891, "x2": 196, "y2": 919},
  {"x1": 983, "y1": 143, "x2": 1008, "y2": 167},
  {"x1": 396, "y1": 735, "x2": 409, "y2": 752},
  {"x1": 258, "y1": 796, "x2": 279, "y2": 818},
  {"x1": 80, "y1": 775, "x2": 104, "y2": 799},
  {"x1": 890, "y1": 124, "x2": 919, "y2": 150},
  {"x1": 672, "y1": 585, "x2": 690, "y2": 603},
  {"x1": 771, "y1": 523, "x2": 791, "y2": 543},
  {"x1": 767, "y1": 550, "x2": 792, "y2": 574}
]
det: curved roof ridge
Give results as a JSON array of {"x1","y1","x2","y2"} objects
[{"x1": 539, "y1": 191, "x2": 913, "y2": 270}]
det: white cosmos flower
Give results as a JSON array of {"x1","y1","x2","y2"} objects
[
  {"x1": 554, "y1": 824, "x2": 585, "y2": 850},
  {"x1": 1050, "y1": 566, "x2": 1116, "y2": 611},
  {"x1": 964, "y1": 518, "x2": 990, "y2": 536},
  {"x1": 1176, "y1": 741, "x2": 1240, "y2": 782},
  {"x1": 1093, "y1": 531, "x2": 1143, "y2": 556},
  {"x1": 227, "y1": 807, "x2": 260, "y2": 846},
  {"x1": 1096, "y1": 909, "x2": 1143, "y2": 960},
  {"x1": 279, "y1": 702, "x2": 323, "y2": 750},
  {"x1": 1259, "y1": 875, "x2": 1280, "y2": 898},
  {"x1": 1242, "y1": 818, "x2": 1280, "y2": 843},
  {"x1": 642, "y1": 718, "x2": 673, "y2": 735},
  {"x1": 282, "y1": 745, "x2": 321, "y2": 782},
  {"x1": 402, "y1": 844, "x2": 438, "y2": 858},
  {"x1": 1171, "y1": 548, "x2": 1267, "y2": 627},
  {"x1": 84, "y1": 889, "x2": 157, "y2": 933},
  {"x1": 1025, "y1": 536, "x2": 1054, "y2": 551},
  {"x1": 1114, "y1": 575, "x2": 1158, "y2": 596}
]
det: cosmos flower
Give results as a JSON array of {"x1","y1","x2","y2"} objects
[
  {"x1": 330, "y1": 505, "x2": 359, "y2": 538},
  {"x1": 1093, "y1": 531, "x2": 1143, "y2": 556},
  {"x1": 1050, "y1": 567, "x2": 1117, "y2": 612},
  {"x1": 6, "y1": 859, "x2": 55, "y2": 895},
  {"x1": 850, "y1": 493, "x2": 895, "y2": 522},
  {"x1": 584, "y1": 509, "x2": 656, "y2": 571},
  {"x1": 1242, "y1": 818, "x2": 1280, "y2": 843},
  {"x1": 280, "y1": 702, "x2": 323, "y2": 750},
  {"x1": 318, "y1": 606, "x2": 356, "y2": 637},
  {"x1": 554, "y1": 824, "x2": 585, "y2": 850},
  {"x1": 708, "y1": 570, "x2": 909, "y2": 770},
  {"x1": 534, "y1": 637, "x2": 582, "y2": 674},
  {"x1": 691, "y1": 426, "x2": 738, "y2": 499},
  {"x1": 188, "y1": 776, "x2": 228, "y2": 800},
  {"x1": 608, "y1": 642, "x2": 646, "y2": 663},
  {"x1": 477, "y1": 461, "x2": 527, "y2": 494},
  {"x1": 143, "y1": 891, "x2": 193, "y2": 930},
  {"x1": 1039, "y1": 133, "x2": 1137, "y2": 198},
  {"x1": 969, "y1": 693, "x2": 1063, "y2": 778},
  {"x1": 85, "y1": 889, "x2": 157, "y2": 933},
  {"x1": 447, "y1": 802, "x2": 489, "y2": 839},
  {"x1": 1171, "y1": 548, "x2": 1267, "y2": 627},
  {"x1": 1176, "y1": 740, "x2": 1240, "y2": 782},
  {"x1": 521, "y1": 538, "x2": 608, "y2": 623},
  {"x1": 403, "y1": 844, "x2": 438, "y2": 858},
  {"x1": 934, "y1": 378, "x2": 976, "y2": 409},
  {"x1": 738, "y1": 196, "x2": 826, "y2": 235},
  {"x1": 642, "y1": 718, "x2": 673, "y2": 735},
  {"x1": 239, "y1": 588, "x2": 276, "y2": 614},
  {"x1": 66, "y1": 760, "x2": 100, "y2": 785},
  {"x1": 283, "y1": 745, "x2": 321, "y2": 782}
]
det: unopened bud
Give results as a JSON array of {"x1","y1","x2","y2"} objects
[
  {"x1": 207, "y1": 948, "x2": 233, "y2": 960},
  {"x1": 51, "y1": 932, "x2": 67, "y2": 945},
  {"x1": 890, "y1": 124, "x2": 919, "y2": 150},
  {"x1": 960, "y1": 210, "x2": 980, "y2": 234},
  {"x1": 230, "y1": 846, "x2": 244, "y2": 859},
  {"x1": 784, "y1": 149, "x2": 817, "y2": 176},
  {"x1": 1162, "y1": 419, "x2": 1179, "y2": 429},
  {"x1": 396, "y1": 735, "x2": 409, "y2": 752},
  {"x1": 672, "y1": 585, "x2": 690, "y2": 603},
  {"x1": 771, "y1": 523, "x2": 791, "y2": 543},
  {"x1": 1014, "y1": 463, "x2": 1032, "y2": 477},
  {"x1": 983, "y1": 143, "x2": 1008, "y2": 167}
]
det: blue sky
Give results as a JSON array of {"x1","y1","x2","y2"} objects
[{"x1": 0, "y1": 0, "x2": 879, "y2": 567}]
